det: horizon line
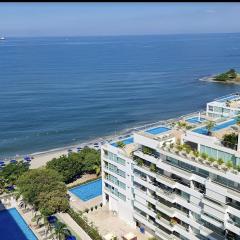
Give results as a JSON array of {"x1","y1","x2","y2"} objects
[{"x1": 4, "y1": 31, "x2": 240, "y2": 38}]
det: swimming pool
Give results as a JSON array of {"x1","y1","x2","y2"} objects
[
  {"x1": 186, "y1": 117, "x2": 205, "y2": 124},
  {"x1": 0, "y1": 208, "x2": 37, "y2": 240},
  {"x1": 111, "y1": 137, "x2": 133, "y2": 147},
  {"x1": 69, "y1": 179, "x2": 102, "y2": 201},
  {"x1": 193, "y1": 118, "x2": 237, "y2": 135},
  {"x1": 217, "y1": 95, "x2": 240, "y2": 102},
  {"x1": 145, "y1": 126, "x2": 171, "y2": 135}
]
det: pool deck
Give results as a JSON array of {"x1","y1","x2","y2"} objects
[
  {"x1": 86, "y1": 204, "x2": 152, "y2": 240},
  {"x1": 69, "y1": 191, "x2": 102, "y2": 211}
]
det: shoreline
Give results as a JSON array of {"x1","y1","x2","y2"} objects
[{"x1": 2, "y1": 109, "x2": 204, "y2": 169}]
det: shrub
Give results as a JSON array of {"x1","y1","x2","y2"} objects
[
  {"x1": 95, "y1": 205, "x2": 98, "y2": 210},
  {"x1": 226, "y1": 160, "x2": 233, "y2": 169},
  {"x1": 208, "y1": 157, "x2": 215, "y2": 163},
  {"x1": 100, "y1": 203, "x2": 103, "y2": 207},
  {"x1": 201, "y1": 152, "x2": 208, "y2": 160},
  {"x1": 137, "y1": 159, "x2": 144, "y2": 166},
  {"x1": 85, "y1": 208, "x2": 89, "y2": 213},
  {"x1": 237, "y1": 165, "x2": 240, "y2": 172},
  {"x1": 222, "y1": 133, "x2": 238, "y2": 150},
  {"x1": 217, "y1": 158, "x2": 224, "y2": 165},
  {"x1": 90, "y1": 207, "x2": 94, "y2": 211},
  {"x1": 68, "y1": 208, "x2": 103, "y2": 240},
  {"x1": 193, "y1": 151, "x2": 199, "y2": 158},
  {"x1": 177, "y1": 145, "x2": 183, "y2": 151},
  {"x1": 116, "y1": 141, "x2": 125, "y2": 148},
  {"x1": 150, "y1": 163, "x2": 157, "y2": 172}
]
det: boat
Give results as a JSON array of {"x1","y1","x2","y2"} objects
[{"x1": 0, "y1": 37, "x2": 5, "y2": 40}]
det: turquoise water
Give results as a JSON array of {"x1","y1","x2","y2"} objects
[
  {"x1": 193, "y1": 118, "x2": 237, "y2": 135},
  {"x1": 146, "y1": 126, "x2": 171, "y2": 135},
  {"x1": 111, "y1": 137, "x2": 134, "y2": 147},
  {"x1": 216, "y1": 95, "x2": 240, "y2": 102},
  {"x1": 1, "y1": 33, "x2": 240, "y2": 157},
  {"x1": 69, "y1": 179, "x2": 102, "y2": 201},
  {"x1": 0, "y1": 208, "x2": 37, "y2": 240},
  {"x1": 186, "y1": 117, "x2": 205, "y2": 124}
]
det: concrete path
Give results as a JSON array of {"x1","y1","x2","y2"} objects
[{"x1": 57, "y1": 212, "x2": 92, "y2": 240}]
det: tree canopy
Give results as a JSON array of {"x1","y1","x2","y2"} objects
[
  {"x1": 16, "y1": 168, "x2": 69, "y2": 216},
  {"x1": 0, "y1": 161, "x2": 29, "y2": 186},
  {"x1": 214, "y1": 68, "x2": 237, "y2": 81},
  {"x1": 46, "y1": 147, "x2": 101, "y2": 183},
  {"x1": 222, "y1": 132, "x2": 238, "y2": 150}
]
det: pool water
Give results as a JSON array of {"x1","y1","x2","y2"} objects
[
  {"x1": 0, "y1": 208, "x2": 37, "y2": 240},
  {"x1": 145, "y1": 126, "x2": 171, "y2": 135},
  {"x1": 111, "y1": 137, "x2": 133, "y2": 147},
  {"x1": 69, "y1": 179, "x2": 102, "y2": 201},
  {"x1": 217, "y1": 95, "x2": 240, "y2": 102},
  {"x1": 186, "y1": 117, "x2": 205, "y2": 124},
  {"x1": 193, "y1": 118, "x2": 237, "y2": 135}
]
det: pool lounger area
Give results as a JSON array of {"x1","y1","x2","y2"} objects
[
  {"x1": 69, "y1": 178, "x2": 102, "y2": 201},
  {"x1": 193, "y1": 118, "x2": 237, "y2": 135},
  {"x1": 0, "y1": 208, "x2": 37, "y2": 240}
]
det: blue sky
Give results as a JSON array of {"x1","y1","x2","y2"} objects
[{"x1": 1, "y1": 3, "x2": 240, "y2": 37}]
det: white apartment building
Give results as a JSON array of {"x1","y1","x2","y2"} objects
[
  {"x1": 207, "y1": 93, "x2": 240, "y2": 118},
  {"x1": 101, "y1": 94, "x2": 240, "y2": 240}
]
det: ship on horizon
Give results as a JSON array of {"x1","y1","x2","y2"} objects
[{"x1": 0, "y1": 36, "x2": 6, "y2": 40}]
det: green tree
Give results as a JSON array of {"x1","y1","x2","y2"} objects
[
  {"x1": 222, "y1": 133, "x2": 238, "y2": 150},
  {"x1": 116, "y1": 141, "x2": 125, "y2": 148},
  {"x1": 46, "y1": 154, "x2": 83, "y2": 183},
  {"x1": 0, "y1": 161, "x2": 29, "y2": 186},
  {"x1": 16, "y1": 168, "x2": 69, "y2": 216},
  {"x1": 206, "y1": 121, "x2": 216, "y2": 136},
  {"x1": 53, "y1": 221, "x2": 71, "y2": 240},
  {"x1": 46, "y1": 147, "x2": 101, "y2": 183}
]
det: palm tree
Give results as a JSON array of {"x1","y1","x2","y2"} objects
[
  {"x1": 236, "y1": 114, "x2": 240, "y2": 125},
  {"x1": 53, "y1": 221, "x2": 71, "y2": 240},
  {"x1": 206, "y1": 121, "x2": 216, "y2": 136},
  {"x1": 93, "y1": 164, "x2": 101, "y2": 176}
]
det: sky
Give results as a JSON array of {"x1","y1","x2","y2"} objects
[{"x1": 1, "y1": 2, "x2": 240, "y2": 37}]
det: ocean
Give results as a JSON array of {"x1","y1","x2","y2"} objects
[{"x1": 1, "y1": 33, "x2": 240, "y2": 158}]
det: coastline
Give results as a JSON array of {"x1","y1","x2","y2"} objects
[{"x1": 4, "y1": 109, "x2": 204, "y2": 169}]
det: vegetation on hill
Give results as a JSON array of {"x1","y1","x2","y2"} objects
[
  {"x1": 213, "y1": 69, "x2": 239, "y2": 82},
  {"x1": 46, "y1": 147, "x2": 101, "y2": 183},
  {"x1": 16, "y1": 168, "x2": 69, "y2": 216}
]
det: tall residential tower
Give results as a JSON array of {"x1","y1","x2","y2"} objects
[{"x1": 101, "y1": 93, "x2": 240, "y2": 240}]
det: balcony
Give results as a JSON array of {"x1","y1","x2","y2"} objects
[
  {"x1": 134, "y1": 150, "x2": 158, "y2": 164},
  {"x1": 155, "y1": 201, "x2": 175, "y2": 217},
  {"x1": 225, "y1": 219, "x2": 240, "y2": 236},
  {"x1": 155, "y1": 228, "x2": 176, "y2": 240},
  {"x1": 133, "y1": 212, "x2": 156, "y2": 231},
  {"x1": 156, "y1": 174, "x2": 176, "y2": 188},
  {"x1": 155, "y1": 217, "x2": 173, "y2": 231},
  {"x1": 156, "y1": 187, "x2": 176, "y2": 203}
]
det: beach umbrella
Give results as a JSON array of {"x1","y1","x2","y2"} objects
[
  {"x1": 24, "y1": 156, "x2": 30, "y2": 160},
  {"x1": 10, "y1": 159, "x2": 17, "y2": 163},
  {"x1": 6, "y1": 186, "x2": 14, "y2": 191},
  {"x1": 65, "y1": 236, "x2": 76, "y2": 240},
  {"x1": 47, "y1": 215, "x2": 57, "y2": 224},
  {"x1": 0, "y1": 161, "x2": 5, "y2": 165}
]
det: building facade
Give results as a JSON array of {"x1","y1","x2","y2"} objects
[{"x1": 101, "y1": 94, "x2": 240, "y2": 240}]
